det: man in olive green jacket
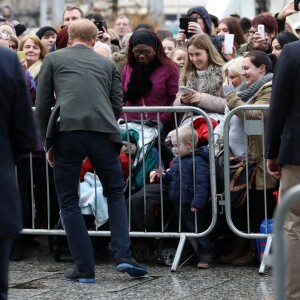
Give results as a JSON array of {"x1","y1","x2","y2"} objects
[{"x1": 36, "y1": 19, "x2": 147, "y2": 283}]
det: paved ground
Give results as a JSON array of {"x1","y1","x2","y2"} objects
[{"x1": 8, "y1": 236, "x2": 274, "y2": 300}]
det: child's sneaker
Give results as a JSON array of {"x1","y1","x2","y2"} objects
[{"x1": 197, "y1": 261, "x2": 211, "y2": 269}]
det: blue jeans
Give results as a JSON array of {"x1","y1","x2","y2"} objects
[
  {"x1": 174, "y1": 204, "x2": 211, "y2": 262},
  {"x1": 53, "y1": 131, "x2": 131, "y2": 271}
]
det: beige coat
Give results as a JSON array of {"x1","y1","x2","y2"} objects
[{"x1": 226, "y1": 82, "x2": 278, "y2": 190}]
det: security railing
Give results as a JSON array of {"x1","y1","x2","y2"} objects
[{"x1": 22, "y1": 106, "x2": 217, "y2": 271}]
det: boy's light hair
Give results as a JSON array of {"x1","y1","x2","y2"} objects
[{"x1": 170, "y1": 126, "x2": 198, "y2": 146}]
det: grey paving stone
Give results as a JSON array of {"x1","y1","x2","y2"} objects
[{"x1": 8, "y1": 236, "x2": 274, "y2": 300}]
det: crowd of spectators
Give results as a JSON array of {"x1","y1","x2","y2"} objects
[{"x1": 0, "y1": 0, "x2": 299, "y2": 284}]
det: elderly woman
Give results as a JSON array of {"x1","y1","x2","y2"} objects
[
  {"x1": 121, "y1": 29, "x2": 179, "y2": 132},
  {"x1": 18, "y1": 35, "x2": 48, "y2": 85}
]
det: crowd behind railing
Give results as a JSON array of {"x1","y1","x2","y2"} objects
[{"x1": 1, "y1": 1, "x2": 300, "y2": 298}]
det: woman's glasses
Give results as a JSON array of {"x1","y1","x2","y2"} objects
[
  {"x1": 132, "y1": 48, "x2": 152, "y2": 56},
  {"x1": 0, "y1": 32, "x2": 10, "y2": 40}
]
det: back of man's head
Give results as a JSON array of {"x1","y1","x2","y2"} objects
[{"x1": 68, "y1": 19, "x2": 97, "y2": 45}]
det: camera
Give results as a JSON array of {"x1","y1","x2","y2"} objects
[
  {"x1": 94, "y1": 20, "x2": 106, "y2": 31},
  {"x1": 179, "y1": 17, "x2": 197, "y2": 39},
  {"x1": 295, "y1": 0, "x2": 300, "y2": 11}
]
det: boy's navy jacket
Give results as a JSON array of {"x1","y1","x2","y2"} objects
[{"x1": 163, "y1": 146, "x2": 210, "y2": 210}]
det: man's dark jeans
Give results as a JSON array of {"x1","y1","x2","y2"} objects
[{"x1": 53, "y1": 131, "x2": 131, "y2": 271}]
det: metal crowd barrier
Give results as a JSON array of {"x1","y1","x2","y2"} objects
[
  {"x1": 22, "y1": 106, "x2": 217, "y2": 272},
  {"x1": 222, "y1": 104, "x2": 275, "y2": 274},
  {"x1": 273, "y1": 184, "x2": 300, "y2": 300}
]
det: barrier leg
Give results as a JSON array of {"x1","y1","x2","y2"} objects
[
  {"x1": 259, "y1": 235, "x2": 273, "y2": 275},
  {"x1": 171, "y1": 234, "x2": 186, "y2": 272}
]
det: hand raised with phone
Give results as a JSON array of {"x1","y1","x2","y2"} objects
[
  {"x1": 252, "y1": 26, "x2": 269, "y2": 51},
  {"x1": 176, "y1": 17, "x2": 204, "y2": 46}
]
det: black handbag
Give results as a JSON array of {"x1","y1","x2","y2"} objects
[{"x1": 215, "y1": 149, "x2": 259, "y2": 208}]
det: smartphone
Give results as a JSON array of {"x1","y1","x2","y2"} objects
[
  {"x1": 179, "y1": 17, "x2": 197, "y2": 39},
  {"x1": 179, "y1": 86, "x2": 193, "y2": 94},
  {"x1": 257, "y1": 24, "x2": 265, "y2": 38},
  {"x1": 224, "y1": 34, "x2": 234, "y2": 54},
  {"x1": 17, "y1": 51, "x2": 26, "y2": 62},
  {"x1": 94, "y1": 20, "x2": 106, "y2": 31},
  {"x1": 295, "y1": 0, "x2": 300, "y2": 11}
]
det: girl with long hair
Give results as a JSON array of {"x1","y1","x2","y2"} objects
[{"x1": 174, "y1": 33, "x2": 226, "y2": 122}]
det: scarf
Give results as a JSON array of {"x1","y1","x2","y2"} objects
[
  {"x1": 186, "y1": 64, "x2": 223, "y2": 96},
  {"x1": 236, "y1": 73, "x2": 273, "y2": 102},
  {"x1": 28, "y1": 59, "x2": 43, "y2": 80},
  {"x1": 125, "y1": 58, "x2": 161, "y2": 103}
]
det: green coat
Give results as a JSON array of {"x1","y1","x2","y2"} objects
[{"x1": 36, "y1": 44, "x2": 123, "y2": 150}]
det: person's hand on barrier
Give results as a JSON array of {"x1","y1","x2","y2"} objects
[
  {"x1": 267, "y1": 158, "x2": 281, "y2": 180},
  {"x1": 46, "y1": 149, "x2": 54, "y2": 168},
  {"x1": 191, "y1": 207, "x2": 198, "y2": 212}
]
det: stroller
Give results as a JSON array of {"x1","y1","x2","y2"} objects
[
  {"x1": 119, "y1": 119, "x2": 163, "y2": 196},
  {"x1": 119, "y1": 120, "x2": 182, "y2": 266}
]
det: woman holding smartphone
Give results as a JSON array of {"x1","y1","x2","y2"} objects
[
  {"x1": 173, "y1": 33, "x2": 226, "y2": 123},
  {"x1": 218, "y1": 50, "x2": 277, "y2": 266}
]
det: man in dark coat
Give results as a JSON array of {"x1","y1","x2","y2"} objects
[
  {"x1": 266, "y1": 40, "x2": 300, "y2": 299},
  {"x1": 36, "y1": 19, "x2": 147, "y2": 283},
  {"x1": 0, "y1": 47, "x2": 38, "y2": 300}
]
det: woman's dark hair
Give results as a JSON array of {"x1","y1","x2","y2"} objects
[
  {"x1": 84, "y1": 12, "x2": 107, "y2": 30},
  {"x1": 219, "y1": 17, "x2": 246, "y2": 49},
  {"x1": 210, "y1": 14, "x2": 219, "y2": 29},
  {"x1": 274, "y1": 31, "x2": 299, "y2": 48},
  {"x1": 245, "y1": 50, "x2": 273, "y2": 74},
  {"x1": 239, "y1": 17, "x2": 251, "y2": 34},
  {"x1": 127, "y1": 29, "x2": 174, "y2": 69},
  {"x1": 134, "y1": 23, "x2": 154, "y2": 32},
  {"x1": 251, "y1": 13, "x2": 278, "y2": 35},
  {"x1": 125, "y1": 29, "x2": 176, "y2": 103}
]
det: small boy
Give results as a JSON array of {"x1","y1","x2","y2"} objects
[{"x1": 150, "y1": 125, "x2": 212, "y2": 269}]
